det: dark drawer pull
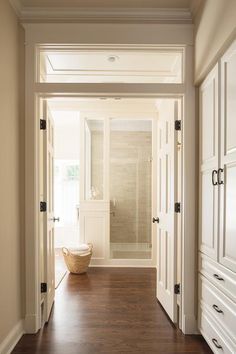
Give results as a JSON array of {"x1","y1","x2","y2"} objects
[
  {"x1": 212, "y1": 169, "x2": 218, "y2": 186},
  {"x1": 217, "y1": 168, "x2": 224, "y2": 185},
  {"x1": 213, "y1": 274, "x2": 224, "y2": 281},
  {"x1": 212, "y1": 338, "x2": 223, "y2": 349},
  {"x1": 212, "y1": 304, "x2": 223, "y2": 314}
]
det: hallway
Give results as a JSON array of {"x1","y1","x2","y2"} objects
[{"x1": 13, "y1": 268, "x2": 211, "y2": 354}]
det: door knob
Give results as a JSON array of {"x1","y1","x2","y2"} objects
[{"x1": 152, "y1": 217, "x2": 160, "y2": 224}]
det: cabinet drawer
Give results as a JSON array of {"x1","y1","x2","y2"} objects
[
  {"x1": 199, "y1": 253, "x2": 236, "y2": 303},
  {"x1": 199, "y1": 275, "x2": 236, "y2": 343},
  {"x1": 199, "y1": 306, "x2": 236, "y2": 353}
]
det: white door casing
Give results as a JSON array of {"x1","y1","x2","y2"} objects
[
  {"x1": 43, "y1": 101, "x2": 55, "y2": 321},
  {"x1": 79, "y1": 115, "x2": 109, "y2": 264},
  {"x1": 84, "y1": 118, "x2": 92, "y2": 199},
  {"x1": 219, "y1": 42, "x2": 236, "y2": 272},
  {"x1": 199, "y1": 64, "x2": 219, "y2": 260},
  {"x1": 156, "y1": 99, "x2": 178, "y2": 322},
  {"x1": 23, "y1": 32, "x2": 196, "y2": 333}
]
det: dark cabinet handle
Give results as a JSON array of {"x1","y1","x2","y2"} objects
[
  {"x1": 213, "y1": 273, "x2": 224, "y2": 281},
  {"x1": 217, "y1": 168, "x2": 224, "y2": 185},
  {"x1": 152, "y1": 217, "x2": 160, "y2": 224},
  {"x1": 212, "y1": 170, "x2": 218, "y2": 186},
  {"x1": 212, "y1": 304, "x2": 223, "y2": 314},
  {"x1": 212, "y1": 338, "x2": 223, "y2": 349}
]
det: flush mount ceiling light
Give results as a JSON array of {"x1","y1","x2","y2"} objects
[{"x1": 107, "y1": 55, "x2": 119, "y2": 63}]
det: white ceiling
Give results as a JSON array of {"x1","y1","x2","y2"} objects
[{"x1": 41, "y1": 49, "x2": 182, "y2": 84}]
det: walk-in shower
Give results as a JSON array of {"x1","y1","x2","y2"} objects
[{"x1": 109, "y1": 119, "x2": 152, "y2": 259}]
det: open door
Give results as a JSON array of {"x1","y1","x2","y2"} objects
[
  {"x1": 43, "y1": 100, "x2": 55, "y2": 322},
  {"x1": 155, "y1": 99, "x2": 178, "y2": 322}
]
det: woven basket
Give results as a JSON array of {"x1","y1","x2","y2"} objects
[{"x1": 62, "y1": 243, "x2": 93, "y2": 274}]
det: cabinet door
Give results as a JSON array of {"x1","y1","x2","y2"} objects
[
  {"x1": 219, "y1": 41, "x2": 236, "y2": 272},
  {"x1": 199, "y1": 65, "x2": 219, "y2": 260}
]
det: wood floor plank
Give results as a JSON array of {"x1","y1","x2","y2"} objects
[{"x1": 12, "y1": 268, "x2": 212, "y2": 354}]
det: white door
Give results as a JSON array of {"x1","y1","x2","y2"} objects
[
  {"x1": 219, "y1": 42, "x2": 236, "y2": 272},
  {"x1": 43, "y1": 101, "x2": 55, "y2": 321},
  {"x1": 199, "y1": 65, "x2": 219, "y2": 260},
  {"x1": 156, "y1": 99, "x2": 178, "y2": 322}
]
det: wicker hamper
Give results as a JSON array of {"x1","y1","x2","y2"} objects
[{"x1": 62, "y1": 243, "x2": 93, "y2": 274}]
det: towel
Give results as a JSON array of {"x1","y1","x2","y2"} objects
[{"x1": 68, "y1": 244, "x2": 90, "y2": 255}]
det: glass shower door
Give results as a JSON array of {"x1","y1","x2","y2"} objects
[{"x1": 109, "y1": 119, "x2": 152, "y2": 259}]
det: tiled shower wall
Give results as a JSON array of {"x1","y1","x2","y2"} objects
[{"x1": 91, "y1": 130, "x2": 152, "y2": 245}]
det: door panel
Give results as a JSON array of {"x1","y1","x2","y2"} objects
[
  {"x1": 220, "y1": 42, "x2": 236, "y2": 272},
  {"x1": 201, "y1": 79, "x2": 216, "y2": 164},
  {"x1": 222, "y1": 164, "x2": 236, "y2": 265},
  {"x1": 79, "y1": 201, "x2": 108, "y2": 260},
  {"x1": 156, "y1": 99, "x2": 177, "y2": 322},
  {"x1": 199, "y1": 65, "x2": 219, "y2": 260},
  {"x1": 43, "y1": 101, "x2": 55, "y2": 321},
  {"x1": 224, "y1": 51, "x2": 236, "y2": 154}
]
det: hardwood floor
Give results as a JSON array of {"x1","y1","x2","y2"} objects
[{"x1": 13, "y1": 268, "x2": 212, "y2": 354}]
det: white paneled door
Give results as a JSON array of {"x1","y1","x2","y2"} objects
[
  {"x1": 199, "y1": 65, "x2": 219, "y2": 260},
  {"x1": 156, "y1": 100, "x2": 178, "y2": 322},
  {"x1": 43, "y1": 101, "x2": 55, "y2": 321},
  {"x1": 219, "y1": 43, "x2": 236, "y2": 273}
]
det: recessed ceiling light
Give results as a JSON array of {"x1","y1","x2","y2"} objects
[{"x1": 107, "y1": 55, "x2": 119, "y2": 63}]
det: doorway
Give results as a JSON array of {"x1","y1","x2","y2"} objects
[
  {"x1": 25, "y1": 42, "x2": 196, "y2": 334},
  {"x1": 44, "y1": 98, "x2": 161, "y2": 267},
  {"x1": 39, "y1": 96, "x2": 182, "y2": 328}
]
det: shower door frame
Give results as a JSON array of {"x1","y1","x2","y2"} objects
[{"x1": 79, "y1": 112, "x2": 157, "y2": 267}]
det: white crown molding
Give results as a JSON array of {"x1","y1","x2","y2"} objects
[
  {"x1": 9, "y1": 0, "x2": 23, "y2": 17},
  {"x1": 9, "y1": 2, "x2": 193, "y2": 24},
  {"x1": 190, "y1": 0, "x2": 204, "y2": 20}
]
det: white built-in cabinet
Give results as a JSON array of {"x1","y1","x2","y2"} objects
[
  {"x1": 199, "y1": 40, "x2": 236, "y2": 353},
  {"x1": 199, "y1": 64, "x2": 219, "y2": 261},
  {"x1": 219, "y1": 44, "x2": 236, "y2": 274}
]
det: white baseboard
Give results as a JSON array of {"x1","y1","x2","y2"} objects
[
  {"x1": 24, "y1": 313, "x2": 39, "y2": 334},
  {"x1": 0, "y1": 320, "x2": 24, "y2": 354},
  {"x1": 182, "y1": 314, "x2": 198, "y2": 334}
]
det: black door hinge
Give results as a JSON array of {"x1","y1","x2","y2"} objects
[
  {"x1": 174, "y1": 283, "x2": 180, "y2": 294},
  {"x1": 40, "y1": 119, "x2": 46, "y2": 130},
  {"x1": 175, "y1": 202, "x2": 181, "y2": 213},
  {"x1": 175, "y1": 120, "x2": 181, "y2": 131},
  {"x1": 40, "y1": 201, "x2": 47, "y2": 212},
  {"x1": 41, "y1": 283, "x2": 47, "y2": 293}
]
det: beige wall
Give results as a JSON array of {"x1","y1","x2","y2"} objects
[
  {"x1": 194, "y1": 0, "x2": 236, "y2": 83},
  {"x1": 0, "y1": 0, "x2": 25, "y2": 346}
]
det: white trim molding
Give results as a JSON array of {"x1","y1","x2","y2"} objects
[
  {"x1": 9, "y1": 2, "x2": 192, "y2": 24},
  {"x1": 0, "y1": 320, "x2": 25, "y2": 354},
  {"x1": 24, "y1": 25, "x2": 196, "y2": 333},
  {"x1": 9, "y1": 0, "x2": 22, "y2": 18}
]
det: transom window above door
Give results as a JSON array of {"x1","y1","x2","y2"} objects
[{"x1": 38, "y1": 46, "x2": 184, "y2": 84}]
